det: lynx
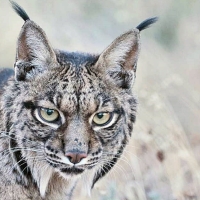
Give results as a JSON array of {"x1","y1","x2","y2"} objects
[{"x1": 0, "y1": 1, "x2": 157, "y2": 200}]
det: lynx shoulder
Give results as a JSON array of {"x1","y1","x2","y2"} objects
[{"x1": 0, "y1": 1, "x2": 157, "y2": 199}]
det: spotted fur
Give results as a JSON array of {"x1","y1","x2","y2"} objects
[{"x1": 0, "y1": 2, "x2": 157, "y2": 200}]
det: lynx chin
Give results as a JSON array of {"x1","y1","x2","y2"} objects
[{"x1": 0, "y1": 1, "x2": 157, "y2": 199}]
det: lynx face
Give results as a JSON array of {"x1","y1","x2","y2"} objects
[
  {"x1": 0, "y1": 1, "x2": 157, "y2": 199},
  {"x1": 5, "y1": 50, "x2": 137, "y2": 188}
]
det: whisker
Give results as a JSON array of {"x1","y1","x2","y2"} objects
[
  {"x1": 0, "y1": 132, "x2": 37, "y2": 144},
  {"x1": 20, "y1": 156, "x2": 46, "y2": 174},
  {"x1": 99, "y1": 158, "x2": 127, "y2": 175},
  {"x1": 96, "y1": 161, "x2": 118, "y2": 183}
]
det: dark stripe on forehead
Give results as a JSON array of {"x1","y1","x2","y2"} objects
[{"x1": 76, "y1": 91, "x2": 80, "y2": 113}]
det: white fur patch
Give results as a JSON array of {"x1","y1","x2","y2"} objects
[
  {"x1": 39, "y1": 168, "x2": 53, "y2": 197},
  {"x1": 58, "y1": 154, "x2": 74, "y2": 166},
  {"x1": 75, "y1": 157, "x2": 88, "y2": 166},
  {"x1": 81, "y1": 168, "x2": 97, "y2": 197}
]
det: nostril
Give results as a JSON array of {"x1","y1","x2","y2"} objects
[{"x1": 65, "y1": 152, "x2": 87, "y2": 164}]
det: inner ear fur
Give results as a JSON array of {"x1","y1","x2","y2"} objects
[
  {"x1": 95, "y1": 29, "x2": 140, "y2": 89},
  {"x1": 15, "y1": 20, "x2": 57, "y2": 81}
]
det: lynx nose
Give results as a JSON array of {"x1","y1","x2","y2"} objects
[{"x1": 65, "y1": 152, "x2": 87, "y2": 164}]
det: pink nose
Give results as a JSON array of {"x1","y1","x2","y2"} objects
[{"x1": 65, "y1": 152, "x2": 87, "y2": 164}]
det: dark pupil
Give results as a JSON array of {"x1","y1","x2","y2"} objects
[
  {"x1": 46, "y1": 109, "x2": 54, "y2": 115},
  {"x1": 97, "y1": 113, "x2": 104, "y2": 119}
]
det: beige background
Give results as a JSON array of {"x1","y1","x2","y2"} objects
[{"x1": 1, "y1": 0, "x2": 200, "y2": 199}]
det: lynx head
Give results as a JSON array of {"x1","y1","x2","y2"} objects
[{"x1": 3, "y1": 1, "x2": 157, "y2": 197}]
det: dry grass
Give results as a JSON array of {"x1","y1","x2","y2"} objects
[{"x1": 0, "y1": 0, "x2": 200, "y2": 199}]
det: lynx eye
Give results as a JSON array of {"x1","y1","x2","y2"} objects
[
  {"x1": 38, "y1": 108, "x2": 59, "y2": 123},
  {"x1": 93, "y1": 112, "x2": 112, "y2": 126}
]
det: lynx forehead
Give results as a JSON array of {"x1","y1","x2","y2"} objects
[{"x1": 0, "y1": 1, "x2": 157, "y2": 200}]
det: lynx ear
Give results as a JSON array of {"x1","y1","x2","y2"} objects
[
  {"x1": 15, "y1": 21, "x2": 57, "y2": 81},
  {"x1": 95, "y1": 29, "x2": 140, "y2": 89},
  {"x1": 96, "y1": 17, "x2": 158, "y2": 89},
  {"x1": 11, "y1": 1, "x2": 57, "y2": 81}
]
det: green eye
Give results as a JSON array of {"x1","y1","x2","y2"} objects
[
  {"x1": 39, "y1": 108, "x2": 59, "y2": 122},
  {"x1": 93, "y1": 112, "x2": 112, "y2": 125}
]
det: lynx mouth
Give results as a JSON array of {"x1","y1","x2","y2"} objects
[{"x1": 60, "y1": 166, "x2": 85, "y2": 174}]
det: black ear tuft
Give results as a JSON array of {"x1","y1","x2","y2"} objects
[
  {"x1": 136, "y1": 17, "x2": 158, "y2": 31},
  {"x1": 10, "y1": 0, "x2": 30, "y2": 21}
]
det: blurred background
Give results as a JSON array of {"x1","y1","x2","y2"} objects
[{"x1": 1, "y1": 0, "x2": 200, "y2": 199}]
